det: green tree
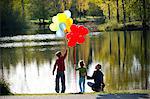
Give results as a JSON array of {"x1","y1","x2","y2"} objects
[
  {"x1": 122, "y1": 0, "x2": 126, "y2": 28},
  {"x1": 87, "y1": 2, "x2": 103, "y2": 16},
  {"x1": 0, "y1": 0, "x2": 27, "y2": 36},
  {"x1": 77, "y1": 0, "x2": 89, "y2": 18},
  {"x1": 29, "y1": 0, "x2": 51, "y2": 19},
  {"x1": 116, "y1": 0, "x2": 120, "y2": 22}
]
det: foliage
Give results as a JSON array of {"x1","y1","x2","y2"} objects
[
  {"x1": 0, "y1": 0, "x2": 150, "y2": 37},
  {"x1": 0, "y1": 79, "x2": 12, "y2": 95},
  {"x1": 87, "y1": 2, "x2": 104, "y2": 16},
  {"x1": 29, "y1": 0, "x2": 52, "y2": 19},
  {"x1": 0, "y1": 0, "x2": 28, "y2": 36},
  {"x1": 98, "y1": 21, "x2": 143, "y2": 31}
]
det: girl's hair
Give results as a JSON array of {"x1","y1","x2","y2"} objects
[{"x1": 79, "y1": 60, "x2": 84, "y2": 66}]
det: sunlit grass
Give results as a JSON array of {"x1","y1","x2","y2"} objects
[
  {"x1": 30, "y1": 19, "x2": 51, "y2": 23},
  {"x1": 98, "y1": 21, "x2": 143, "y2": 31},
  {"x1": 13, "y1": 90, "x2": 150, "y2": 96}
]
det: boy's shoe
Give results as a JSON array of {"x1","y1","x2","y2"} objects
[
  {"x1": 79, "y1": 92, "x2": 83, "y2": 94},
  {"x1": 56, "y1": 90, "x2": 59, "y2": 93},
  {"x1": 61, "y1": 91, "x2": 65, "y2": 93}
]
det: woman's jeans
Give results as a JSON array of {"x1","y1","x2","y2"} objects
[{"x1": 55, "y1": 71, "x2": 66, "y2": 93}]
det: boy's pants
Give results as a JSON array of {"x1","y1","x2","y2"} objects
[{"x1": 55, "y1": 71, "x2": 66, "y2": 93}]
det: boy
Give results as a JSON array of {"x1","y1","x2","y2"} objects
[{"x1": 52, "y1": 49, "x2": 67, "y2": 93}]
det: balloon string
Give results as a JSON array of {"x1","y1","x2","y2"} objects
[
  {"x1": 73, "y1": 46, "x2": 76, "y2": 65},
  {"x1": 63, "y1": 34, "x2": 67, "y2": 49},
  {"x1": 73, "y1": 46, "x2": 77, "y2": 92}
]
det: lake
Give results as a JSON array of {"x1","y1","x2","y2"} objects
[{"x1": 0, "y1": 30, "x2": 150, "y2": 94}]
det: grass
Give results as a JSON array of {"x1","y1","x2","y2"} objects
[
  {"x1": 30, "y1": 19, "x2": 51, "y2": 23},
  {"x1": 98, "y1": 21, "x2": 143, "y2": 31},
  {"x1": 11, "y1": 90, "x2": 150, "y2": 96}
]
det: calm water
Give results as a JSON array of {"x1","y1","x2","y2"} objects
[{"x1": 0, "y1": 31, "x2": 150, "y2": 94}]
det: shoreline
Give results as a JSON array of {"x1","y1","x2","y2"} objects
[{"x1": 98, "y1": 21, "x2": 149, "y2": 32}]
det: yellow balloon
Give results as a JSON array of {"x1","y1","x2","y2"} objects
[
  {"x1": 66, "y1": 27, "x2": 71, "y2": 32},
  {"x1": 65, "y1": 18, "x2": 73, "y2": 32},
  {"x1": 66, "y1": 18, "x2": 73, "y2": 26},
  {"x1": 49, "y1": 23, "x2": 58, "y2": 31},
  {"x1": 64, "y1": 29, "x2": 68, "y2": 33},
  {"x1": 52, "y1": 16, "x2": 58, "y2": 23},
  {"x1": 57, "y1": 13, "x2": 67, "y2": 23}
]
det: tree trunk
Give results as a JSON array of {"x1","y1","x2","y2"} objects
[
  {"x1": 108, "y1": 3, "x2": 111, "y2": 20},
  {"x1": 21, "y1": 0, "x2": 25, "y2": 19},
  {"x1": 143, "y1": 29, "x2": 148, "y2": 89},
  {"x1": 23, "y1": 47, "x2": 27, "y2": 80},
  {"x1": 122, "y1": 31, "x2": 126, "y2": 69},
  {"x1": 109, "y1": 32, "x2": 112, "y2": 55},
  {"x1": 117, "y1": 32, "x2": 120, "y2": 66},
  {"x1": 0, "y1": 3, "x2": 1, "y2": 37},
  {"x1": 116, "y1": 0, "x2": 120, "y2": 22},
  {"x1": 128, "y1": 13, "x2": 131, "y2": 22},
  {"x1": 122, "y1": 0, "x2": 126, "y2": 29},
  {"x1": 0, "y1": 48, "x2": 4, "y2": 78},
  {"x1": 139, "y1": 2, "x2": 143, "y2": 21},
  {"x1": 142, "y1": 0, "x2": 146, "y2": 29}
]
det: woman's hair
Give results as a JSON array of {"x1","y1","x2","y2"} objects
[{"x1": 95, "y1": 64, "x2": 101, "y2": 69}]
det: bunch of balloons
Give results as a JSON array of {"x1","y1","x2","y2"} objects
[
  {"x1": 66, "y1": 24, "x2": 89, "y2": 47},
  {"x1": 49, "y1": 10, "x2": 73, "y2": 37},
  {"x1": 49, "y1": 10, "x2": 89, "y2": 47}
]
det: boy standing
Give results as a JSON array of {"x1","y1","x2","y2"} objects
[{"x1": 52, "y1": 49, "x2": 67, "y2": 93}]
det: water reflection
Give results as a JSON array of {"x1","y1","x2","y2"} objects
[{"x1": 0, "y1": 31, "x2": 150, "y2": 93}]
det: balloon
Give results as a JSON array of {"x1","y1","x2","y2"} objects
[
  {"x1": 78, "y1": 26, "x2": 88, "y2": 35},
  {"x1": 77, "y1": 36, "x2": 85, "y2": 44},
  {"x1": 66, "y1": 24, "x2": 89, "y2": 47},
  {"x1": 70, "y1": 24, "x2": 77, "y2": 32},
  {"x1": 66, "y1": 18, "x2": 73, "y2": 32},
  {"x1": 52, "y1": 16, "x2": 58, "y2": 23},
  {"x1": 59, "y1": 23, "x2": 66, "y2": 32},
  {"x1": 64, "y1": 29, "x2": 68, "y2": 33},
  {"x1": 66, "y1": 32, "x2": 73, "y2": 39},
  {"x1": 57, "y1": 13, "x2": 67, "y2": 23},
  {"x1": 56, "y1": 29, "x2": 65, "y2": 37},
  {"x1": 68, "y1": 39, "x2": 76, "y2": 47},
  {"x1": 64, "y1": 10, "x2": 71, "y2": 18},
  {"x1": 49, "y1": 10, "x2": 73, "y2": 34},
  {"x1": 49, "y1": 23, "x2": 58, "y2": 31}
]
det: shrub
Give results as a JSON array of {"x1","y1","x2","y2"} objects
[{"x1": 0, "y1": 79, "x2": 12, "y2": 95}]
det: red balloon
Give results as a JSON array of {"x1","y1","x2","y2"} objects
[
  {"x1": 77, "y1": 36, "x2": 85, "y2": 44},
  {"x1": 68, "y1": 39, "x2": 76, "y2": 47},
  {"x1": 80, "y1": 27, "x2": 88, "y2": 35},
  {"x1": 66, "y1": 24, "x2": 89, "y2": 47},
  {"x1": 83, "y1": 28, "x2": 88, "y2": 35},
  {"x1": 66, "y1": 32, "x2": 72, "y2": 39},
  {"x1": 70, "y1": 24, "x2": 77, "y2": 32}
]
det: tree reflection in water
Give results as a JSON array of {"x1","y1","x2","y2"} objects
[{"x1": 0, "y1": 31, "x2": 150, "y2": 93}]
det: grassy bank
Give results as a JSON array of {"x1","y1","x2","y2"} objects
[
  {"x1": 10, "y1": 90, "x2": 150, "y2": 96},
  {"x1": 98, "y1": 21, "x2": 149, "y2": 31}
]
